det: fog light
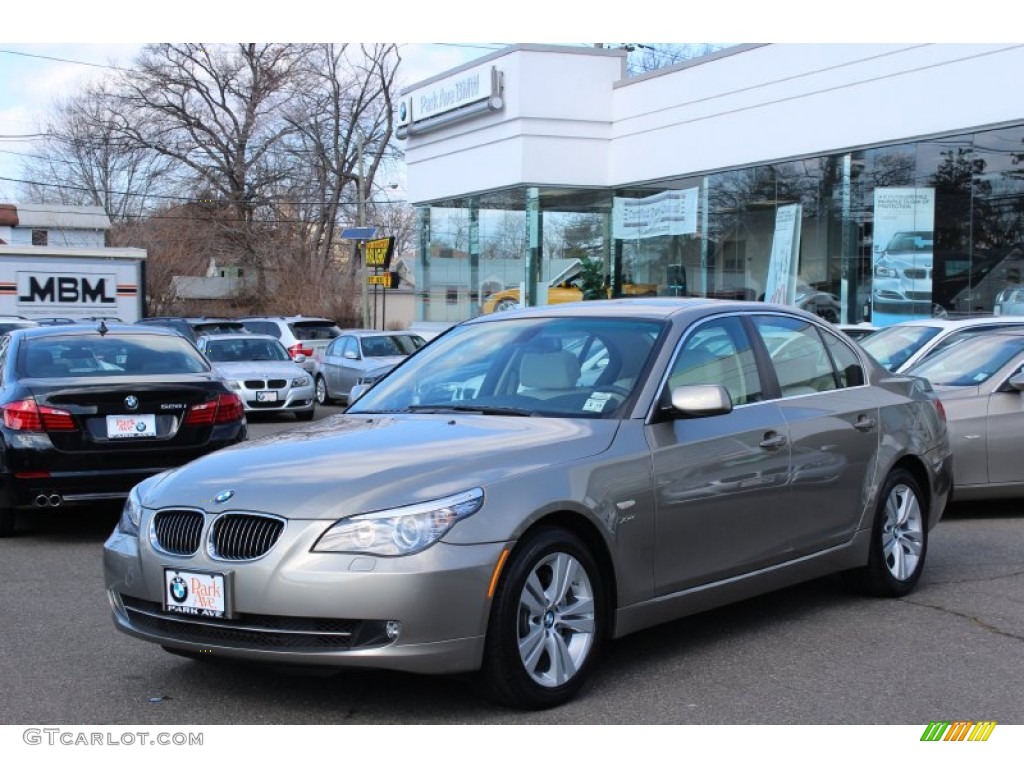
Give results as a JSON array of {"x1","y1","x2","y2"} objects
[{"x1": 386, "y1": 620, "x2": 402, "y2": 640}]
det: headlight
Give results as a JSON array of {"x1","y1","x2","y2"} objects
[
  {"x1": 313, "y1": 488, "x2": 484, "y2": 556},
  {"x1": 118, "y1": 486, "x2": 144, "y2": 536},
  {"x1": 874, "y1": 261, "x2": 897, "y2": 278},
  {"x1": 292, "y1": 376, "x2": 311, "y2": 387}
]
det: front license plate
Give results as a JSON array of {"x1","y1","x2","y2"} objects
[
  {"x1": 164, "y1": 569, "x2": 226, "y2": 618},
  {"x1": 106, "y1": 414, "x2": 156, "y2": 439},
  {"x1": 256, "y1": 390, "x2": 278, "y2": 402}
]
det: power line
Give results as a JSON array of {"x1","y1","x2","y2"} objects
[{"x1": 0, "y1": 48, "x2": 135, "y2": 73}]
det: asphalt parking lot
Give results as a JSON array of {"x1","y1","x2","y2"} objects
[{"x1": 1, "y1": 403, "x2": 1022, "y2": 726}]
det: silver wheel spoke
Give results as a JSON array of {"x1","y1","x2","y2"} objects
[
  {"x1": 518, "y1": 623, "x2": 546, "y2": 672},
  {"x1": 521, "y1": 572, "x2": 547, "y2": 615},
  {"x1": 557, "y1": 595, "x2": 595, "y2": 634},
  {"x1": 547, "y1": 631, "x2": 577, "y2": 686},
  {"x1": 549, "y1": 553, "x2": 577, "y2": 607}
]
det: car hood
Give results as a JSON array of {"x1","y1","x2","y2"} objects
[
  {"x1": 212, "y1": 361, "x2": 306, "y2": 378},
  {"x1": 140, "y1": 413, "x2": 620, "y2": 519},
  {"x1": 358, "y1": 354, "x2": 406, "y2": 368}
]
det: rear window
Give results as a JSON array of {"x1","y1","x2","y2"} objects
[
  {"x1": 20, "y1": 335, "x2": 210, "y2": 378},
  {"x1": 289, "y1": 321, "x2": 341, "y2": 341}
]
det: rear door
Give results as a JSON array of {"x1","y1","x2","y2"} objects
[{"x1": 749, "y1": 314, "x2": 879, "y2": 553}]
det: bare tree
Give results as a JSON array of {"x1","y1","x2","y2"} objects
[
  {"x1": 106, "y1": 43, "x2": 310, "y2": 298},
  {"x1": 18, "y1": 81, "x2": 174, "y2": 224},
  {"x1": 280, "y1": 43, "x2": 400, "y2": 284}
]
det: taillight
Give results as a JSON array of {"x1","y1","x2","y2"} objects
[
  {"x1": 214, "y1": 392, "x2": 244, "y2": 423},
  {"x1": 2, "y1": 399, "x2": 77, "y2": 432},
  {"x1": 934, "y1": 397, "x2": 947, "y2": 423},
  {"x1": 185, "y1": 393, "x2": 244, "y2": 426},
  {"x1": 288, "y1": 343, "x2": 313, "y2": 358}
]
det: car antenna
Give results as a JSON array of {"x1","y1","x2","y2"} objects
[{"x1": 98, "y1": 320, "x2": 108, "y2": 336}]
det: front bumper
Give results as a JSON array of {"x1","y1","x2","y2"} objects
[
  {"x1": 103, "y1": 519, "x2": 506, "y2": 675},
  {"x1": 235, "y1": 383, "x2": 315, "y2": 414}
]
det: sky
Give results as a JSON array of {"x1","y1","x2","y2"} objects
[
  {"x1": 0, "y1": 41, "x2": 501, "y2": 199},
  {"x1": 0, "y1": 2, "x2": 1013, "y2": 201}
]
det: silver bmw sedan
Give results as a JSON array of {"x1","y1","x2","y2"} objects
[{"x1": 104, "y1": 298, "x2": 952, "y2": 710}]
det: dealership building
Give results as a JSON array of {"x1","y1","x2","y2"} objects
[{"x1": 398, "y1": 43, "x2": 1024, "y2": 327}]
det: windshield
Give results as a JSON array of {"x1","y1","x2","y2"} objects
[
  {"x1": 359, "y1": 334, "x2": 425, "y2": 357},
  {"x1": 207, "y1": 337, "x2": 290, "y2": 362},
  {"x1": 908, "y1": 335, "x2": 1024, "y2": 386},
  {"x1": 860, "y1": 324, "x2": 943, "y2": 371},
  {"x1": 348, "y1": 316, "x2": 666, "y2": 418},
  {"x1": 19, "y1": 335, "x2": 210, "y2": 377}
]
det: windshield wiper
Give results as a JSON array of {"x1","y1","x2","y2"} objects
[{"x1": 405, "y1": 404, "x2": 539, "y2": 416}]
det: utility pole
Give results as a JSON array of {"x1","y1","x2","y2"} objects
[{"x1": 357, "y1": 129, "x2": 370, "y2": 328}]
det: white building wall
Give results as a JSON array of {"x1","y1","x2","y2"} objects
[
  {"x1": 404, "y1": 46, "x2": 626, "y2": 202},
  {"x1": 403, "y1": 43, "x2": 1024, "y2": 202},
  {"x1": 608, "y1": 43, "x2": 1024, "y2": 185}
]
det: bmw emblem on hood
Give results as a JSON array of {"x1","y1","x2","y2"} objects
[
  {"x1": 124, "y1": 395, "x2": 139, "y2": 411},
  {"x1": 214, "y1": 490, "x2": 235, "y2": 504}
]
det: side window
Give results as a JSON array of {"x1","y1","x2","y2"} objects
[
  {"x1": 667, "y1": 316, "x2": 762, "y2": 406},
  {"x1": 326, "y1": 337, "x2": 344, "y2": 356},
  {"x1": 752, "y1": 316, "x2": 837, "y2": 398},
  {"x1": 342, "y1": 337, "x2": 360, "y2": 358},
  {"x1": 822, "y1": 331, "x2": 865, "y2": 388}
]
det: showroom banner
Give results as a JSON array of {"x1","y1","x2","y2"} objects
[
  {"x1": 871, "y1": 188, "x2": 935, "y2": 326},
  {"x1": 612, "y1": 188, "x2": 699, "y2": 240},
  {"x1": 764, "y1": 204, "x2": 803, "y2": 305}
]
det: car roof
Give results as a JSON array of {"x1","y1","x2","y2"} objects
[
  {"x1": 339, "y1": 329, "x2": 422, "y2": 337},
  {"x1": 466, "y1": 297, "x2": 786, "y2": 323},
  {"x1": 13, "y1": 323, "x2": 182, "y2": 339},
  {"x1": 200, "y1": 332, "x2": 279, "y2": 342}
]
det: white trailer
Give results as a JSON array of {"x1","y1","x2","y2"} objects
[{"x1": 0, "y1": 245, "x2": 146, "y2": 323}]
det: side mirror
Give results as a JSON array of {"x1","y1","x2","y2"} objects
[
  {"x1": 293, "y1": 353, "x2": 307, "y2": 363},
  {"x1": 1007, "y1": 373, "x2": 1024, "y2": 391},
  {"x1": 343, "y1": 350, "x2": 360, "y2": 360},
  {"x1": 665, "y1": 384, "x2": 733, "y2": 418},
  {"x1": 348, "y1": 383, "x2": 370, "y2": 404}
]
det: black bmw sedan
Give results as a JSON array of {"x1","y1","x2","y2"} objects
[{"x1": 0, "y1": 323, "x2": 247, "y2": 536}]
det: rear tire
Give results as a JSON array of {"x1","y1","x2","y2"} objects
[
  {"x1": 843, "y1": 468, "x2": 928, "y2": 597},
  {"x1": 479, "y1": 527, "x2": 605, "y2": 710}
]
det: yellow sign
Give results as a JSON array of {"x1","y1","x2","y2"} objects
[
  {"x1": 367, "y1": 272, "x2": 400, "y2": 288},
  {"x1": 365, "y1": 237, "x2": 394, "y2": 268}
]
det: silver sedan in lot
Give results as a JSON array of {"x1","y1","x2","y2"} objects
[
  {"x1": 314, "y1": 329, "x2": 426, "y2": 404},
  {"x1": 104, "y1": 299, "x2": 951, "y2": 710},
  {"x1": 906, "y1": 328, "x2": 1024, "y2": 501},
  {"x1": 196, "y1": 333, "x2": 315, "y2": 421}
]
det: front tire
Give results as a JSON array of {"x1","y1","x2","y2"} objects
[
  {"x1": 315, "y1": 375, "x2": 331, "y2": 405},
  {"x1": 480, "y1": 528, "x2": 605, "y2": 710},
  {"x1": 843, "y1": 468, "x2": 928, "y2": 597}
]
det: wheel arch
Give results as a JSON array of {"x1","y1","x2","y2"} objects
[
  {"x1": 887, "y1": 454, "x2": 933, "y2": 524},
  {"x1": 504, "y1": 510, "x2": 618, "y2": 638}
]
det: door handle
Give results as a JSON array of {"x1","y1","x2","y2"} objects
[
  {"x1": 854, "y1": 415, "x2": 877, "y2": 432},
  {"x1": 759, "y1": 432, "x2": 787, "y2": 450}
]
